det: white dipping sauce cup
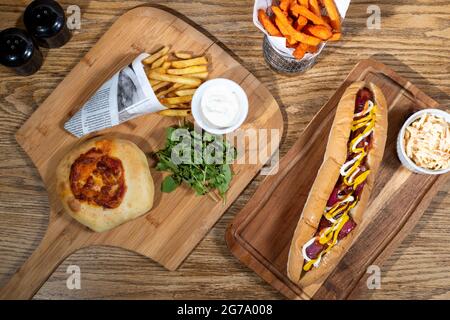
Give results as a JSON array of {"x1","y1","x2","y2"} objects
[
  {"x1": 396, "y1": 108, "x2": 450, "y2": 175},
  {"x1": 192, "y1": 78, "x2": 248, "y2": 135}
]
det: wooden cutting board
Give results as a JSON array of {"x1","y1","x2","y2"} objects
[
  {"x1": 0, "y1": 7, "x2": 283, "y2": 299},
  {"x1": 226, "y1": 59, "x2": 449, "y2": 300}
]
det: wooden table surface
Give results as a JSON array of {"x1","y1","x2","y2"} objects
[{"x1": 0, "y1": 0, "x2": 449, "y2": 300}]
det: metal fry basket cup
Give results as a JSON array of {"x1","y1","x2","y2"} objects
[{"x1": 262, "y1": 35, "x2": 319, "y2": 74}]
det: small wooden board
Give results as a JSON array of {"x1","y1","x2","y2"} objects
[
  {"x1": 226, "y1": 59, "x2": 449, "y2": 300},
  {"x1": 0, "y1": 7, "x2": 283, "y2": 299}
]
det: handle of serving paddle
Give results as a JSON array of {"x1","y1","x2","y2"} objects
[{"x1": 0, "y1": 219, "x2": 80, "y2": 300}]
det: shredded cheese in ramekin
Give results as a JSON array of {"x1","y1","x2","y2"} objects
[{"x1": 403, "y1": 113, "x2": 450, "y2": 170}]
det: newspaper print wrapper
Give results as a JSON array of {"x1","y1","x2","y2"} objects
[
  {"x1": 253, "y1": 0, "x2": 351, "y2": 59},
  {"x1": 64, "y1": 53, "x2": 166, "y2": 138}
]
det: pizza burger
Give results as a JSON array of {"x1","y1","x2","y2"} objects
[{"x1": 56, "y1": 137, "x2": 154, "y2": 232}]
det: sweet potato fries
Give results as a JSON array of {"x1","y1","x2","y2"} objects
[{"x1": 257, "y1": 0, "x2": 342, "y2": 60}]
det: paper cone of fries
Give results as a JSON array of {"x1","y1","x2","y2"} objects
[{"x1": 64, "y1": 53, "x2": 166, "y2": 138}]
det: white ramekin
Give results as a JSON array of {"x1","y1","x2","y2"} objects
[
  {"x1": 396, "y1": 108, "x2": 450, "y2": 175},
  {"x1": 191, "y1": 78, "x2": 248, "y2": 135}
]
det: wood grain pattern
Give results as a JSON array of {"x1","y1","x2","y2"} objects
[
  {"x1": 226, "y1": 59, "x2": 449, "y2": 300},
  {"x1": 0, "y1": 0, "x2": 449, "y2": 300},
  {"x1": 0, "y1": 6, "x2": 282, "y2": 299}
]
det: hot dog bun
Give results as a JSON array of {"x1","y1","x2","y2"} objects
[{"x1": 287, "y1": 81, "x2": 388, "y2": 286}]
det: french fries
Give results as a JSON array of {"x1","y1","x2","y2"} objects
[
  {"x1": 258, "y1": 9, "x2": 282, "y2": 37},
  {"x1": 280, "y1": 0, "x2": 290, "y2": 12},
  {"x1": 329, "y1": 32, "x2": 341, "y2": 41},
  {"x1": 309, "y1": 0, "x2": 321, "y2": 16},
  {"x1": 148, "y1": 71, "x2": 202, "y2": 87},
  {"x1": 179, "y1": 84, "x2": 199, "y2": 90},
  {"x1": 272, "y1": 6, "x2": 321, "y2": 46},
  {"x1": 257, "y1": 0, "x2": 342, "y2": 60},
  {"x1": 162, "y1": 61, "x2": 171, "y2": 69},
  {"x1": 151, "y1": 66, "x2": 168, "y2": 74},
  {"x1": 299, "y1": 0, "x2": 309, "y2": 8},
  {"x1": 175, "y1": 89, "x2": 197, "y2": 96},
  {"x1": 296, "y1": 16, "x2": 308, "y2": 31},
  {"x1": 290, "y1": 4, "x2": 330, "y2": 28},
  {"x1": 189, "y1": 72, "x2": 209, "y2": 80},
  {"x1": 293, "y1": 43, "x2": 307, "y2": 60},
  {"x1": 151, "y1": 55, "x2": 168, "y2": 69},
  {"x1": 275, "y1": 17, "x2": 298, "y2": 45},
  {"x1": 304, "y1": 25, "x2": 332, "y2": 40},
  {"x1": 142, "y1": 46, "x2": 169, "y2": 65},
  {"x1": 167, "y1": 65, "x2": 208, "y2": 75},
  {"x1": 174, "y1": 52, "x2": 192, "y2": 59},
  {"x1": 158, "y1": 109, "x2": 191, "y2": 117},
  {"x1": 156, "y1": 83, "x2": 184, "y2": 98},
  {"x1": 160, "y1": 95, "x2": 193, "y2": 106},
  {"x1": 323, "y1": 0, "x2": 341, "y2": 31},
  {"x1": 171, "y1": 57, "x2": 208, "y2": 69},
  {"x1": 307, "y1": 44, "x2": 318, "y2": 53},
  {"x1": 149, "y1": 79, "x2": 159, "y2": 86},
  {"x1": 143, "y1": 47, "x2": 209, "y2": 117},
  {"x1": 151, "y1": 81, "x2": 170, "y2": 92}
]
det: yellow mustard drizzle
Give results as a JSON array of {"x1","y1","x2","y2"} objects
[
  {"x1": 324, "y1": 199, "x2": 350, "y2": 220},
  {"x1": 302, "y1": 103, "x2": 377, "y2": 272}
]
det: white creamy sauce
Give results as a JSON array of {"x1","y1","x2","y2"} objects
[
  {"x1": 355, "y1": 100, "x2": 374, "y2": 118},
  {"x1": 347, "y1": 167, "x2": 361, "y2": 184},
  {"x1": 327, "y1": 217, "x2": 337, "y2": 224},
  {"x1": 340, "y1": 154, "x2": 361, "y2": 176},
  {"x1": 340, "y1": 195, "x2": 355, "y2": 205},
  {"x1": 302, "y1": 237, "x2": 317, "y2": 262},
  {"x1": 200, "y1": 85, "x2": 240, "y2": 128},
  {"x1": 351, "y1": 127, "x2": 373, "y2": 152}
]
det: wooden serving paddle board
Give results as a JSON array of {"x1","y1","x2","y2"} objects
[
  {"x1": 0, "y1": 7, "x2": 283, "y2": 299},
  {"x1": 226, "y1": 59, "x2": 449, "y2": 300}
]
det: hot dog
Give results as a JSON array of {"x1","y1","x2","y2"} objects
[{"x1": 287, "y1": 81, "x2": 388, "y2": 286}]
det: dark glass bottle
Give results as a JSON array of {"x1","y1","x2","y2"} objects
[
  {"x1": 0, "y1": 28, "x2": 43, "y2": 76},
  {"x1": 24, "y1": 0, "x2": 71, "y2": 48}
]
